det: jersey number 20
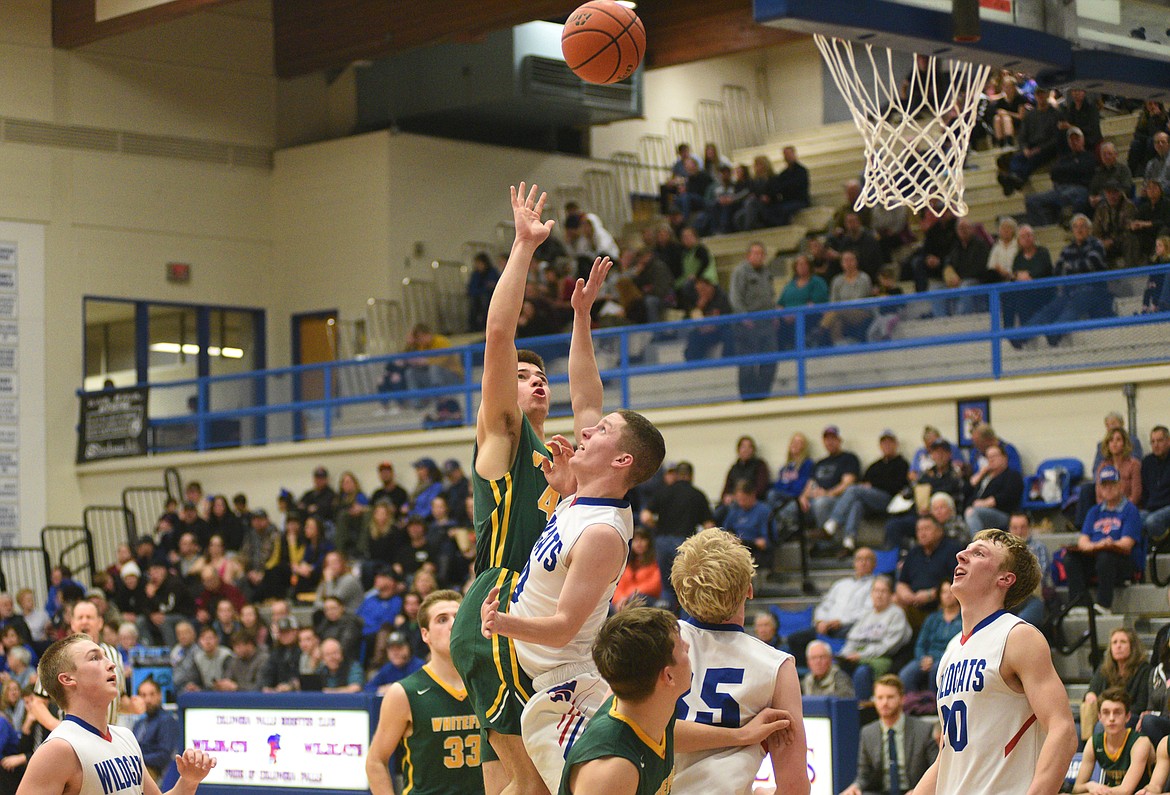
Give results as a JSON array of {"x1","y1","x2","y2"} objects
[{"x1": 940, "y1": 700, "x2": 968, "y2": 751}]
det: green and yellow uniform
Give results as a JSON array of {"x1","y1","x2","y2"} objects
[
  {"x1": 559, "y1": 695, "x2": 675, "y2": 795},
  {"x1": 450, "y1": 413, "x2": 558, "y2": 754},
  {"x1": 398, "y1": 666, "x2": 485, "y2": 795},
  {"x1": 1091, "y1": 729, "x2": 1149, "y2": 790}
]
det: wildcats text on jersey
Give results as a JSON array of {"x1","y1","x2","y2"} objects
[
  {"x1": 936, "y1": 657, "x2": 987, "y2": 700},
  {"x1": 94, "y1": 754, "x2": 144, "y2": 794}
]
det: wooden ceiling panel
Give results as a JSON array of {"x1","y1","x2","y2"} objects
[
  {"x1": 639, "y1": 0, "x2": 801, "y2": 69},
  {"x1": 53, "y1": 0, "x2": 236, "y2": 48}
]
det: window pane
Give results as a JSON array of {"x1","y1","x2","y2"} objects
[
  {"x1": 208, "y1": 309, "x2": 256, "y2": 377},
  {"x1": 147, "y1": 305, "x2": 199, "y2": 383},
  {"x1": 83, "y1": 299, "x2": 136, "y2": 390}
]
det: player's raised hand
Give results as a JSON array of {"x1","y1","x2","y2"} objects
[
  {"x1": 175, "y1": 748, "x2": 217, "y2": 783},
  {"x1": 480, "y1": 586, "x2": 502, "y2": 639},
  {"x1": 511, "y1": 182, "x2": 555, "y2": 249},
  {"x1": 570, "y1": 256, "x2": 613, "y2": 315},
  {"x1": 541, "y1": 434, "x2": 578, "y2": 496}
]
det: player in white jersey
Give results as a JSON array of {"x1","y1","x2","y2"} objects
[
  {"x1": 911, "y1": 529, "x2": 1077, "y2": 795},
  {"x1": 481, "y1": 409, "x2": 666, "y2": 793},
  {"x1": 17, "y1": 633, "x2": 215, "y2": 795},
  {"x1": 671, "y1": 528, "x2": 808, "y2": 795}
]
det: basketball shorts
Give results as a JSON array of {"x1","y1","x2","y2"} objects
[
  {"x1": 521, "y1": 664, "x2": 610, "y2": 794},
  {"x1": 449, "y1": 567, "x2": 534, "y2": 762}
]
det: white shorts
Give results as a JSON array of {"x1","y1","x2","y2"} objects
[{"x1": 520, "y1": 664, "x2": 610, "y2": 794}]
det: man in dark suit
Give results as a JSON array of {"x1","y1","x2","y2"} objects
[{"x1": 841, "y1": 675, "x2": 938, "y2": 795}]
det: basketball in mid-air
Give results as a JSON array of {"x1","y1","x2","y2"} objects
[{"x1": 561, "y1": 1, "x2": 646, "y2": 85}]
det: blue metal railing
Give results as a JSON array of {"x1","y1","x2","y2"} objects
[{"x1": 79, "y1": 262, "x2": 1170, "y2": 456}]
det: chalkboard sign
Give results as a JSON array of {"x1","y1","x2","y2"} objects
[{"x1": 77, "y1": 386, "x2": 148, "y2": 462}]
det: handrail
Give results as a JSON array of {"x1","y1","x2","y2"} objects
[
  {"x1": 77, "y1": 262, "x2": 1170, "y2": 455},
  {"x1": 1050, "y1": 592, "x2": 1104, "y2": 670}
]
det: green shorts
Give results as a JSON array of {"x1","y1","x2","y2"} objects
[{"x1": 450, "y1": 567, "x2": 534, "y2": 762}]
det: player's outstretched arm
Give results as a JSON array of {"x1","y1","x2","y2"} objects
[
  {"x1": 1006, "y1": 623, "x2": 1079, "y2": 795},
  {"x1": 1071, "y1": 737, "x2": 1096, "y2": 794},
  {"x1": 483, "y1": 524, "x2": 626, "y2": 647},
  {"x1": 478, "y1": 182, "x2": 554, "y2": 480},
  {"x1": 568, "y1": 256, "x2": 611, "y2": 441},
  {"x1": 770, "y1": 658, "x2": 810, "y2": 795},
  {"x1": 366, "y1": 683, "x2": 411, "y2": 795},
  {"x1": 908, "y1": 756, "x2": 941, "y2": 795},
  {"x1": 674, "y1": 707, "x2": 794, "y2": 753},
  {"x1": 566, "y1": 755, "x2": 640, "y2": 795},
  {"x1": 15, "y1": 738, "x2": 79, "y2": 795}
]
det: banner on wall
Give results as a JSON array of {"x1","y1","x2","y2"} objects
[{"x1": 76, "y1": 387, "x2": 149, "y2": 463}]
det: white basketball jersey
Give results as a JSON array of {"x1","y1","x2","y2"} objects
[
  {"x1": 45, "y1": 716, "x2": 146, "y2": 795},
  {"x1": 935, "y1": 611, "x2": 1044, "y2": 795},
  {"x1": 510, "y1": 495, "x2": 633, "y2": 678},
  {"x1": 674, "y1": 619, "x2": 793, "y2": 795}
]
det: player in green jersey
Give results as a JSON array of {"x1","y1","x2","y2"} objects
[
  {"x1": 449, "y1": 182, "x2": 609, "y2": 795},
  {"x1": 1073, "y1": 688, "x2": 1151, "y2": 795},
  {"x1": 368, "y1": 590, "x2": 484, "y2": 795},
  {"x1": 560, "y1": 607, "x2": 690, "y2": 795}
]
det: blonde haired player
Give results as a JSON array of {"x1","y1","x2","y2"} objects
[
  {"x1": 911, "y1": 529, "x2": 1077, "y2": 795},
  {"x1": 671, "y1": 528, "x2": 809, "y2": 795},
  {"x1": 17, "y1": 633, "x2": 215, "y2": 795}
]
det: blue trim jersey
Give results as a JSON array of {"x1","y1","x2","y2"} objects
[
  {"x1": 509, "y1": 495, "x2": 633, "y2": 679},
  {"x1": 935, "y1": 611, "x2": 1044, "y2": 795},
  {"x1": 45, "y1": 716, "x2": 145, "y2": 795},
  {"x1": 674, "y1": 619, "x2": 793, "y2": 794}
]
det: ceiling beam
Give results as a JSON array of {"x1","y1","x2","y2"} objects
[
  {"x1": 639, "y1": 0, "x2": 802, "y2": 68},
  {"x1": 274, "y1": 0, "x2": 569, "y2": 79},
  {"x1": 52, "y1": 0, "x2": 234, "y2": 48}
]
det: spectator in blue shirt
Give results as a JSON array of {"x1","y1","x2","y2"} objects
[
  {"x1": 723, "y1": 481, "x2": 775, "y2": 568},
  {"x1": 356, "y1": 568, "x2": 403, "y2": 651},
  {"x1": 132, "y1": 678, "x2": 181, "y2": 781},
  {"x1": 363, "y1": 631, "x2": 425, "y2": 695},
  {"x1": 770, "y1": 432, "x2": 814, "y2": 541},
  {"x1": 1065, "y1": 465, "x2": 1143, "y2": 612},
  {"x1": 898, "y1": 580, "x2": 962, "y2": 694}
]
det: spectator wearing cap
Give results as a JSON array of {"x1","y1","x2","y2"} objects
[
  {"x1": 393, "y1": 515, "x2": 442, "y2": 582},
  {"x1": 300, "y1": 466, "x2": 337, "y2": 523},
  {"x1": 408, "y1": 458, "x2": 443, "y2": 519},
  {"x1": 140, "y1": 560, "x2": 195, "y2": 646},
  {"x1": 1093, "y1": 179, "x2": 1137, "y2": 267},
  {"x1": 314, "y1": 595, "x2": 364, "y2": 662},
  {"x1": 333, "y1": 470, "x2": 370, "y2": 560},
  {"x1": 177, "y1": 499, "x2": 212, "y2": 550},
  {"x1": 240, "y1": 508, "x2": 280, "y2": 600},
  {"x1": 908, "y1": 425, "x2": 950, "y2": 482},
  {"x1": 800, "y1": 426, "x2": 861, "y2": 546},
  {"x1": 363, "y1": 631, "x2": 425, "y2": 695},
  {"x1": 370, "y1": 460, "x2": 409, "y2": 518},
  {"x1": 1088, "y1": 142, "x2": 1134, "y2": 210},
  {"x1": 639, "y1": 461, "x2": 716, "y2": 609},
  {"x1": 441, "y1": 459, "x2": 470, "y2": 524},
  {"x1": 886, "y1": 437, "x2": 968, "y2": 549},
  {"x1": 112, "y1": 561, "x2": 149, "y2": 620},
  {"x1": 262, "y1": 616, "x2": 302, "y2": 692},
  {"x1": 1065, "y1": 465, "x2": 1143, "y2": 612},
  {"x1": 356, "y1": 567, "x2": 404, "y2": 650},
  {"x1": 825, "y1": 430, "x2": 910, "y2": 552},
  {"x1": 1024, "y1": 126, "x2": 1097, "y2": 227}
]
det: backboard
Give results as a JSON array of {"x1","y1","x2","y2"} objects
[{"x1": 755, "y1": 0, "x2": 1170, "y2": 99}]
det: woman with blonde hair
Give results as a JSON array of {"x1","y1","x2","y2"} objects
[
  {"x1": 770, "y1": 432, "x2": 814, "y2": 540},
  {"x1": 1081, "y1": 627, "x2": 1150, "y2": 739},
  {"x1": 1076, "y1": 426, "x2": 1143, "y2": 527}
]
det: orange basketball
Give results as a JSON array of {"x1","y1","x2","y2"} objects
[{"x1": 561, "y1": 1, "x2": 646, "y2": 85}]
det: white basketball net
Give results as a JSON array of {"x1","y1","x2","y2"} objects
[{"x1": 814, "y1": 34, "x2": 992, "y2": 217}]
